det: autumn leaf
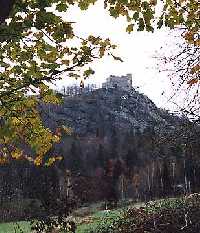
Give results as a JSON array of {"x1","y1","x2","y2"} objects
[
  {"x1": 126, "y1": 24, "x2": 134, "y2": 33},
  {"x1": 11, "y1": 148, "x2": 23, "y2": 159},
  {"x1": 187, "y1": 78, "x2": 198, "y2": 87},
  {"x1": 62, "y1": 125, "x2": 73, "y2": 135},
  {"x1": 34, "y1": 156, "x2": 43, "y2": 166},
  {"x1": 191, "y1": 64, "x2": 200, "y2": 74},
  {"x1": 45, "y1": 156, "x2": 62, "y2": 166}
]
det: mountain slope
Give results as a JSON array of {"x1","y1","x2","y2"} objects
[{"x1": 43, "y1": 87, "x2": 181, "y2": 138}]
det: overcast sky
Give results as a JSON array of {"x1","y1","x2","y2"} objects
[{"x1": 53, "y1": 1, "x2": 184, "y2": 112}]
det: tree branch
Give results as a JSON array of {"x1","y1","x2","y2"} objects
[{"x1": 0, "y1": 57, "x2": 85, "y2": 99}]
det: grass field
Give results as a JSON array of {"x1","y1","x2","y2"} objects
[
  {"x1": 0, "y1": 211, "x2": 121, "y2": 233},
  {"x1": 76, "y1": 207, "x2": 122, "y2": 233},
  {"x1": 0, "y1": 200, "x2": 138, "y2": 233},
  {"x1": 0, "y1": 209, "x2": 122, "y2": 233},
  {"x1": 0, "y1": 221, "x2": 31, "y2": 233}
]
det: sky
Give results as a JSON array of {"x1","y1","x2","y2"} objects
[{"x1": 53, "y1": 1, "x2": 184, "y2": 112}]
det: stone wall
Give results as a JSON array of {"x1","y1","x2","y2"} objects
[{"x1": 102, "y1": 74, "x2": 132, "y2": 90}]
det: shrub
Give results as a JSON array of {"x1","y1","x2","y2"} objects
[{"x1": 87, "y1": 196, "x2": 200, "y2": 233}]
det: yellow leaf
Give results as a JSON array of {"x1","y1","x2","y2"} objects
[
  {"x1": 34, "y1": 156, "x2": 43, "y2": 166},
  {"x1": 0, "y1": 157, "x2": 8, "y2": 164},
  {"x1": 191, "y1": 64, "x2": 200, "y2": 74},
  {"x1": 11, "y1": 148, "x2": 23, "y2": 159},
  {"x1": 62, "y1": 125, "x2": 73, "y2": 135},
  {"x1": 45, "y1": 157, "x2": 56, "y2": 166}
]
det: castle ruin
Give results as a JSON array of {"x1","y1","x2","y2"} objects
[{"x1": 102, "y1": 74, "x2": 132, "y2": 90}]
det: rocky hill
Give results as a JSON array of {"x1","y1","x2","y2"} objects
[
  {"x1": 40, "y1": 87, "x2": 185, "y2": 165},
  {"x1": 37, "y1": 87, "x2": 200, "y2": 202},
  {"x1": 43, "y1": 87, "x2": 181, "y2": 142}
]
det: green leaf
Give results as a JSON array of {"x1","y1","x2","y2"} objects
[
  {"x1": 133, "y1": 12, "x2": 139, "y2": 21},
  {"x1": 110, "y1": 7, "x2": 119, "y2": 18},
  {"x1": 138, "y1": 18, "x2": 145, "y2": 31},
  {"x1": 56, "y1": 3, "x2": 68, "y2": 11},
  {"x1": 126, "y1": 24, "x2": 134, "y2": 33}
]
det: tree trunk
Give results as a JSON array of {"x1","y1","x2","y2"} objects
[{"x1": 0, "y1": 0, "x2": 15, "y2": 23}]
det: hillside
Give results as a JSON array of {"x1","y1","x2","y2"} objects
[
  {"x1": 1, "y1": 87, "x2": 200, "y2": 222},
  {"x1": 37, "y1": 87, "x2": 200, "y2": 202},
  {"x1": 43, "y1": 87, "x2": 181, "y2": 137}
]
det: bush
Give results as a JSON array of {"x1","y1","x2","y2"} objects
[{"x1": 87, "y1": 195, "x2": 200, "y2": 233}]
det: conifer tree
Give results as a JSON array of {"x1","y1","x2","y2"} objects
[
  {"x1": 69, "y1": 141, "x2": 82, "y2": 175},
  {"x1": 110, "y1": 127, "x2": 118, "y2": 159},
  {"x1": 96, "y1": 144, "x2": 106, "y2": 169},
  {"x1": 162, "y1": 159, "x2": 172, "y2": 196}
]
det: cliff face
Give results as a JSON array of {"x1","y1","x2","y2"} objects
[
  {"x1": 41, "y1": 87, "x2": 183, "y2": 164},
  {"x1": 44, "y1": 87, "x2": 181, "y2": 141}
]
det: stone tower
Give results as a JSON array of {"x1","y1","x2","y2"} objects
[{"x1": 102, "y1": 73, "x2": 132, "y2": 90}]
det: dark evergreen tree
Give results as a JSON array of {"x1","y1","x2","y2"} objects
[
  {"x1": 68, "y1": 141, "x2": 82, "y2": 175},
  {"x1": 96, "y1": 144, "x2": 107, "y2": 169},
  {"x1": 104, "y1": 159, "x2": 118, "y2": 208},
  {"x1": 104, "y1": 159, "x2": 114, "y2": 177},
  {"x1": 113, "y1": 159, "x2": 123, "y2": 181},
  {"x1": 124, "y1": 129, "x2": 135, "y2": 149},
  {"x1": 170, "y1": 145, "x2": 183, "y2": 158},
  {"x1": 162, "y1": 159, "x2": 172, "y2": 196},
  {"x1": 134, "y1": 127, "x2": 143, "y2": 148},
  {"x1": 143, "y1": 126, "x2": 156, "y2": 153},
  {"x1": 125, "y1": 149, "x2": 140, "y2": 169},
  {"x1": 110, "y1": 127, "x2": 118, "y2": 159}
]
